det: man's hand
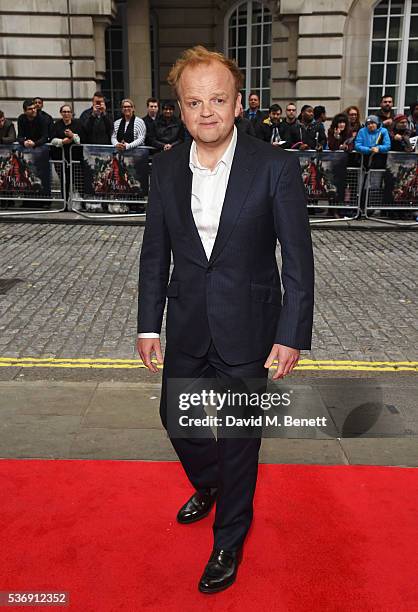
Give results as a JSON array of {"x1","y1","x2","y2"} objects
[
  {"x1": 371, "y1": 146, "x2": 379, "y2": 153},
  {"x1": 24, "y1": 140, "x2": 35, "y2": 148},
  {"x1": 163, "y1": 143, "x2": 172, "y2": 151},
  {"x1": 137, "y1": 338, "x2": 163, "y2": 373},
  {"x1": 264, "y1": 343, "x2": 300, "y2": 380},
  {"x1": 116, "y1": 141, "x2": 126, "y2": 151}
]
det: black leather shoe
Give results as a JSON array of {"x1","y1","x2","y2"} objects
[
  {"x1": 198, "y1": 548, "x2": 242, "y2": 594},
  {"x1": 176, "y1": 488, "x2": 217, "y2": 524}
]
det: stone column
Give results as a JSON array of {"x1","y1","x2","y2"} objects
[
  {"x1": 93, "y1": 16, "x2": 112, "y2": 83},
  {"x1": 127, "y1": 0, "x2": 152, "y2": 113}
]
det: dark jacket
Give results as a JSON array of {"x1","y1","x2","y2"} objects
[
  {"x1": 298, "y1": 120, "x2": 327, "y2": 149},
  {"x1": 0, "y1": 119, "x2": 17, "y2": 145},
  {"x1": 257, "y1": 118, "x2": 282, "y2": 143},
  {"x1": 83, "y1": 111, "x2": 113, "y2": 145},
  {"x1": 235, "y1": 116, "x2": 256, "y2": 137},
  {"x1": 17, "y1": 113, "x2": 49, "y2": 147},
  {"x1": 243, "y1": 109, "x2": 265, "y2": 124},
  {"x1": 142, "y1": 114, "x2": 159, "y2": 146},
  {"x1": 137, "y1": 131, "x2": 315, "y2": 364},
  {"x1": 149, "y1": 115, "x2": 185, "y2": 150},
  {"x1": 279, "y1": 120, "x2": 302, "y2": 149},
  {"x1": 51, "y1": 118, "x2": 86, "y2": 160},
  {"x1": 38, "y1": 109, "x2": 54, "y2": 138}
]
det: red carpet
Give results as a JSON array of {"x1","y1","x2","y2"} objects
[{"x1": 0, "y1": 460, "x2": 417, "y2": 612}]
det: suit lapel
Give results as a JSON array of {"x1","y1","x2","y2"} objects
[{"x1": 208, "y1": 132, "x2": 257, "y2": 265}]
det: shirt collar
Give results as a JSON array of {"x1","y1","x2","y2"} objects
[{"x1": 189, "y1": 125, "x2": 237, "y2": 175}]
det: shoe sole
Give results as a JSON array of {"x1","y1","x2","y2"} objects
[{"x1": 176, "y1": 506, "x2": 213, "y2": 524}]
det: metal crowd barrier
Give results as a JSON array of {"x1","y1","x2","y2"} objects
[
  {"x1": 0, "y1": 144, "x2": 66, "y2": 216},
  {"x1": 69, "y1": 144, "x2": 153, "y2": 219},
  {"x1": 364, "y1": 152, "x2": 418, "y2": 227},
  {"x1": 285, "y1": 149, "x2": 362, "y2": 224}
]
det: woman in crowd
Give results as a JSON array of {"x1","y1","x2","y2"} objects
[
  {"x1": 50, "y1": 104, "x2": 85, "y2": 207},
  {"x1": 327, "y1": 113, "x2": 354, "y2": 151},
  {"x1": 111, "y1": 99, "x2": 146, "y2": 150},
  {"x1": 343, "y1": 106, "x2": 362, "y2": 139}
]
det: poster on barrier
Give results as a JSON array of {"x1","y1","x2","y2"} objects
[
  {"x1": 0, "y1": 145, "x2": 51, "y2": 196},
  {"x1": 383, "y1": 152, "x2": 418, "y2": 205},
  {"x1": 290, "y1": 150, "x2": 348, "y2": 203},
  {"x1": 82, "y1": 146, "x2": 149, "y2": 198}
]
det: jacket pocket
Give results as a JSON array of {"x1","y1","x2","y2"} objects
[
  {"x1": 251, "y1": 282, "x2": 281, "y2": 305},
  {"x1": 166, "y1": 281, "x2": 179, "y2": 297}
]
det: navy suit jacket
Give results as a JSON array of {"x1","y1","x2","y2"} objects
[{"x1": 137, "y1": 130, "x2": 314, "y2": 365}]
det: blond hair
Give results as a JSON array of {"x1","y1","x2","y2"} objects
[
  {"x1": 121, "y1": 98, "x2": 135, "y2": 109},
  {"x1": 167, "y1": 45, "x2": 243, "y2": 97}
]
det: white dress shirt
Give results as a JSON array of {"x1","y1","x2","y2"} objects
[{"x1": 138, "y1": 126, "x2": 237, "y2": 339}]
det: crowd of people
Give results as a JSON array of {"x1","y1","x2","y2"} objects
[
  {"x1": 2, "y1": 91, "x2": 418, "y2": 155},
  {"x1": 0, "y1": 91, "x2": 417, "y2": 217}
]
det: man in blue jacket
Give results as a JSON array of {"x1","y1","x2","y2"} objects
[{"x1": 354, "y1": 115, "x2": 391, "y2": 155}]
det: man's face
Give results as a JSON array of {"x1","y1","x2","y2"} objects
[
  {"x1": 269, "y1": 109, "x2": 281, "y2": 124},
  {"x1": 162, "y1": 106, "x2": 174, "y2": 120},
  {"x1": 93, "y1": 96, "x2": 106, "y2": 113},
  {"x1": 0, "y1": 116, "x2": 5, "y2": 128},
  {"x1": 178, "y1": 61, "x2": 241, "y2": 147},
  {"x1": 248, "y1": 95, "x2": 259, "y2": 110},
  {"x1": 33, "y1": 98, "x2": 43, "y2": 110},
  {"x1": 148, "y1": 102, "x2": 159, "y2": 118},
  {"x1": 24, "y1": 104, "x2": 37, "y2": 120},
  {"x1": 381, "y1": 97, "x2": 393, "y2": 112},
  {"x1": 286, "y1": 105, "x2": 297, "y2": 121},
  {"x1": 303, "y1": 107, "x2": 314, "y2": 122},
  {"x1": 367, "y1": 121, "x2": 378, "y2": 132}
]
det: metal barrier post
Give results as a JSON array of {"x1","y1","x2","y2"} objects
[
  {"x1": 0, "y1": 144, "x2": 67, "y2": 216},
  {"x1": 69, "y1": 144, "x2": 153, "y2": 219}
]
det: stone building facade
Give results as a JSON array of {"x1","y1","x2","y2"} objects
[{"x1": 0, "y1": 0, "x2": 415, "y2": 120}]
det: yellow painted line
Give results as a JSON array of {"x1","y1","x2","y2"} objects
[{"x1": 0, "y1": 357, "x2": 416, "y2": 372}]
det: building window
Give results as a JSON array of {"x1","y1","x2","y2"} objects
[
  {"x1": 226, "y1": 1, "x2": 272, "y2": 110},
  {"x1": 368, "y1": 0, "x2": 418, "y2": 114},
  {"x1": 102, "y1": 1, "x2": 128, "y2": 118}
]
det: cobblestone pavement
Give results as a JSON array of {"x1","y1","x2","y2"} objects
[{"x1": 0, "y1": 223, "x2": 416, "y2": 362}]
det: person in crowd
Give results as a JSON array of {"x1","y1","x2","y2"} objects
[
  {"x1": 81, "y1": 92, "x2": 113, "y2": 144},
  {"x1": 111, "y1": 98, "x2": 146, "y2": 150},
  {"x1": 390, "y1": 114, "x2": 414, "y2": 152},
  {"x1": 314, "y1": 105, "x2": 326, "y2": 124},
  {"x1": 149, "y1": 101, "x2": 184, "y2": 151},
  {"x1": 297, "y1": 104, "x2": 326, "y2": 149},
  {"x1": 279, "y1": 102, "x2": 300, "y2": 149},
  {"x1": 243, "y1": 92, "x2": 265, "y2": 124},
  {"x1": 327, "y1": 113, "x2": 354, "y2": 151},
  {"x1": 234, "y1": 104, "x2": 256, "y2": 137},
  {"x1": 50, "y1": 104, "x2": 85, "y2": 205},
  {"x1": 33, "y1": 96, "x2": 54, "y2": 137},
  {"x1": 0, "y1": 110, "x2": 16, "y2": 144},
  {"x1": 406, "y1": 101, "x2": 418, "y2": 136},
  {"x1": 376, "y1": 94, "x2": 395, "y2": 130},
  {"x1": 17, "y1": 99, "x2": 49, "y2": 148},
  {"x1": 354, "y1": 115, "x2": 390, "y2": 155},
  {"x1": 343, "y1": 106, "x2": 362, "y2": 138},
  {"x1": 142, "y1": 97, "x2": 159, "y2": 131},
  {"x1": 258, "y1": 104, "x2": 282, "y2": 145}
]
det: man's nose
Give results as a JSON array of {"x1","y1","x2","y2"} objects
[{"x1": 200, "y1": 101, "x2": 214, "y2": 116}]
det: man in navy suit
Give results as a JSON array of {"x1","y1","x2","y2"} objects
[{"x1": 137, "y1": 46, "x2": 314, "y2": 594}]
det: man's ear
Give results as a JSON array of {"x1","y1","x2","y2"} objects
[{"x1": 234, "y1": 92, "x2": 242, "y2": 117}]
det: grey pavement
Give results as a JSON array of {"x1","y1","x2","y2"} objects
[{"x1": 0, "y1": 222, "x2": 417, "y2": 466}]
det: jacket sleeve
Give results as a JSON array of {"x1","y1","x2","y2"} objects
[
  {"x1": 272, "y1": 154, "x2": 315, "y2": 349},
  {"x1": 17, "y1": 116, "x2": 25, "y2": 145},
  {"x1": 126, "y1": 117, "x2": 146, "y2": 149},
  {"x1": 377, "y1": 128, "x2": 391, "y2": 153},
  {"x1": 2, "y1": 121, "x2": 16, "y2": 144},
  {"x1": 34, "y1": 117, "x2": 49, "y2": 147},
  {"x1": 111, "y1": 119, "x2": 119, "y2": 145},
  {"x1": 354, "y1": 129, "x2": 370, "y2": 154},
  {"x1": 137, "y1": 157, "x2": 171, "y2": 333}
]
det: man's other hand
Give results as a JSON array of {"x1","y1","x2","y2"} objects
[
  {"x1": 137, "y1": 338, "x2": 163, "y2": 373},
  {"x1": 264, "y1": 343, "x2": 300, "y2": 380}
]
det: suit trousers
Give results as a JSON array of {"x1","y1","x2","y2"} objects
[{"x1": 160, "y1": 339, "x2": 268, "y2": 551}]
